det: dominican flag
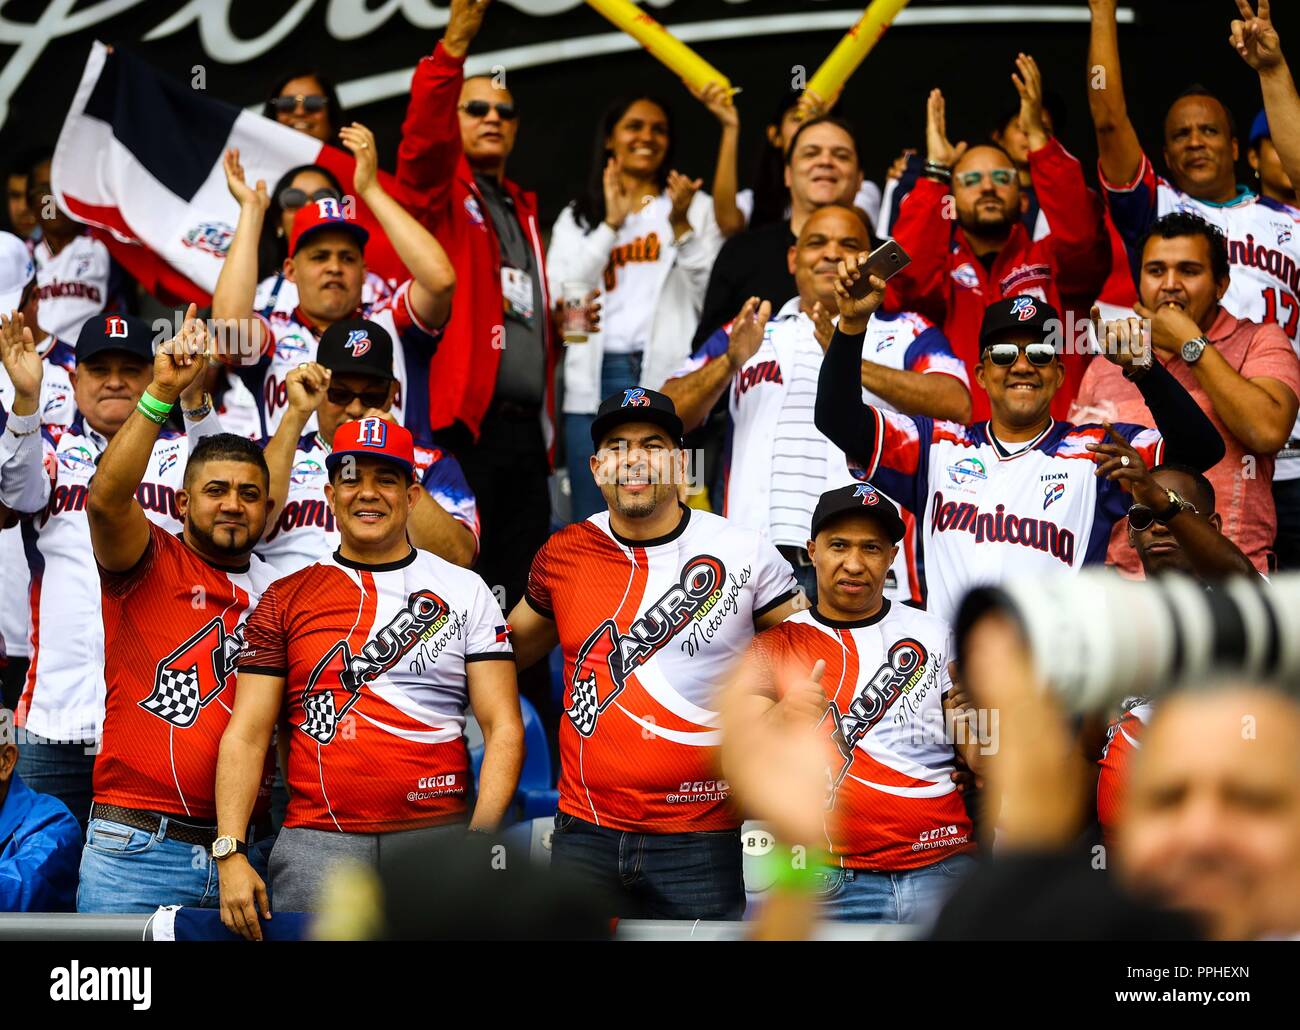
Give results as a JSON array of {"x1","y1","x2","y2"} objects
[
  {"x1": 53, "y1": 42, "x2": 408, "y2": 305},
  {"x1": 494, "y1": 624, "x2": 510, "y2": 644}
]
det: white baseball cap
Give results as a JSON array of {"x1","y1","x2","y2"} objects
[{"x1": 0, "y1": 231, "x2": 35, "y2": 315}]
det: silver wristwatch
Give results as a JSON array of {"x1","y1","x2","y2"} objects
[{"x1": 1180, "y1": 335, "x2": 1209, "y2": 364}]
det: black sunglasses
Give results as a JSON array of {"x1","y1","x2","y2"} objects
[
  {"x1": 459, "y1": 100, "x2": 517, "y2": 120},
  {"x1": 984, "y1": 342, "x2": 1057, "y2": 367},
  {"x1": 326, "y1": 384, "x2": 390, "y2": 409},
  {"x1": 271, "y1": 94, "x2": 328, "y2": 115},
  {"x1": 278, "y1": 186, "x2": 340, "y2": 212},
  {"x1": 1127, "y1": 501, "x2": 1199, "y2": 532}
]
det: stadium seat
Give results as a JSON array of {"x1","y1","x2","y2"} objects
[{"x1": 466, "y1": 695, "x2": 558, "y2": 824}]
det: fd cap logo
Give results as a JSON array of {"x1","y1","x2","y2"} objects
[
  {"x1": 1010, "y1": 296, "x2": 1037, "y2": 321},
  {"x1": 621, "y1": 388, "x2": 649, "y2": 408},
  {"x1": 345, "y1": 329, "x2": 371, "y2": 358},
  {"x1": 854, "y1": 483, "x2": 879, "y2": 506},
  {"x1": 359, "y1": 418, "x2": 387, "y2": 448}
]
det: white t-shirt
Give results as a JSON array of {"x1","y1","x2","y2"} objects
[{"x1": 596, "y1": 194, "x2": 678, "y2": 355}]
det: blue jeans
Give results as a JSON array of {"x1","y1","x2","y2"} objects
[
  {"x1": 564, "y1": 351, "x2": 643, "y2": 523},
  {"x1": 812, "y1": 853, "x2": 977, "y2": 924},
  {"x1": 15, "y1": 732, "x2": 96, "y2": 836},
  {"x1": 551, "y1": 811, "x2": 745, "y2": 920},
  {"x1": 77, "y1": 816, "x2": 274, "y2": 914}
]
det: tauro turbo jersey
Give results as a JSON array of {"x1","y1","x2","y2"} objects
[
  {"x1": 525, "y1": 506, "x2": 797, "y2": 833},
  {"x1": 852, "y1": 413, "x2": 1164, "y2": 626},
  {"x1": 747, "y1": 601, "x2": 973, "y2": 870},
  {"x1": 238, "y1": 547, "x2": 511, "y2": 833}
]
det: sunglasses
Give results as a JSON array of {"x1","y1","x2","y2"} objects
[
  {"x1": 956, "y1": 168, "x2": 1015, "y2": 189},
  {"x1": 984, "y1": 342, "x2": 1057, "y2": 366},
  {"x1": 459, "y1": 100, "x2": 517, "y2": 120},
  {"x1": 326, "y1": 384, "x2": 390, "y2": 409},
  {"x1": 271, "y1": 94, "x2": 328, "y2": 115},
  {"x1": 1127, "y1": 501, "x2": 1199, "y2": 532},
  {"x1": 279, "y1": 186, "x2": 340, "y2": 212}
]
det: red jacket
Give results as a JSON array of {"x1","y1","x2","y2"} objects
[
  {"x1": 396, "y1": 42, "x2": 556, "y2": 455},
  {"x1": 885, "y1": 138, "x2": 1109, "y2": 420}
]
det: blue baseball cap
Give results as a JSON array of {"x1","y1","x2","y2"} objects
[{"x1": 1250, "y1": 108, "x2": 1270, "y2": 149}]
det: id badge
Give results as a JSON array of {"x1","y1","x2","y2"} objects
[{"x1": 501, "y1": 266, "x2": 535, "y2": 323}]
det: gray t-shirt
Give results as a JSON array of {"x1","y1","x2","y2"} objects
[{"x1": 476, "y1": 174, "x2": 546, "y2": 406}]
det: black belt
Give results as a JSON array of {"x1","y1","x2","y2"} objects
[
  {"x1": 778, "y1": 544, "x2": 814, "y2": 568},
  {"x1": 90, "y1": 802, "x2": 269, "y2": 847}
]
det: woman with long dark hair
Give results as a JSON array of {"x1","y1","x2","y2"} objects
[
  {"x1": 548, "y1": 95, "x2": 722, "y2": 521},
  {"x1": 263, "y1": 69, "x2": 346, "y2": 145}
]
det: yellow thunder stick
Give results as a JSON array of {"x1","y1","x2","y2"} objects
[
  {"x1": 806, "y1": 0, "x2": 912, "y2": 101},
  {"x1": 586, "y1": 0, "x2": 732, "y2": 94}
]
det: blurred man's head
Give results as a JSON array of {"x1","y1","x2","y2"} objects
[
  {"x1": 785, "y1": 116, "x2": 863, "y2": 218},
  {"x1": 1117, "y1": 686, "x2": 1300, "y2": 940},
  {"x1": 1137, "y1": 212, "x2": 1230, "y2": 334},
  {"x1": 974, "y1": 296, "x2": 1064, "y2": 431},
  {"x1": 1163, "y1": 88, "x2": 1239, "y2": 203},
  {"x1": 287, "y1": 199, "x2": 369, "y2": 328},
  {"x1": 459, "y1": 75, "x2": 519, "y2": 177},
  {"x1": 314, "y1": 319, "x2": 398, "y2": 446},
  {"x1": 952, "y1": 144, "x2": 1026, "y2": 240},
  {"x1": 72, "y1": 314, "x2": 157, "y2": 438},
  {"x1": 789, "y1": 205, "x2": 871, "y2": 310},
  {"x1": 589, "y1": 390, "x2": 685, "y2": 522},
  {"x1": 179, "y1": 434, "x2": 273, "y2": 561},
  {"x1": 6, "y1": 170, "x2": 35, "y2": 239},
  {"x1": 1247, "y1": 110, "x2": 1295, "y2": 204},
  {"x1": 807, "y1": 485, "x2": 903, "y2": 620},
  {"x1": 1127, "y1": 465, "x2": 1218, "y2": 577}
]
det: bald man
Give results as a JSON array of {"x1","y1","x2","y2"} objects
[{"x1": 662, "y1": 204, "x2": 970, "y2": 603}]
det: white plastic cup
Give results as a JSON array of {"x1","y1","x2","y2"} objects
[{"x1": 562, "y1": 281, "x2": 595, "y2": 344}]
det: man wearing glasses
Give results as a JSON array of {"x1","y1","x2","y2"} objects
[
  {"x1": 885, "y1": 59, "x2": 1110, "y2": 422},
  {"x1": 816, "y1": 268, "x2": 1225, "y2": 626},
  {"x1": 256, "y1": 318, "x2": 478, "y2": 575}
]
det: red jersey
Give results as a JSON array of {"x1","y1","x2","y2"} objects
[
  {"x1": 748, "y1": 602, "x2": 974, "y2": 871},
  {"x1": 95, "y1": 523, "x2": 278, "y2": 821},
  {"x1": 238, "y1": 547, "x2": 511, "y2": 833},
  {"x1": 526, "y1": 507, "x2": 797, "y2": 834},
  {"x1": 1097, "y1": 697, "x2": 1152, "y2": 847}
]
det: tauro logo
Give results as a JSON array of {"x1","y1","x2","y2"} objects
[
  {"x1": 299, "y1": 589, "x2": 451, "y2": 744},
  {"x1": 1043, "y1": 481, "x2": 1065, "y2": 510},
  {"x1": 345, "y1": 329, "x2": 371, "y2": 357},
  {"x1": 566, "y1": 554, "x2": 726, "y2": 737}
]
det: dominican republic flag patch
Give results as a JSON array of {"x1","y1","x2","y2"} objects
[{"x1": 494, "y1": 624, "x2": 510, "y2": 644}]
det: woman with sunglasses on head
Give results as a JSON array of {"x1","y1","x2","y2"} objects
[
  {"x1": 263, "y1": 70, "x2": 345, "y2": 145},
  {"x1": 548, "y1": 94, "x2": 723, "y2": 521},
  {"x1": 815, "y1": 267, "x2": 1225, "y2": 628}
]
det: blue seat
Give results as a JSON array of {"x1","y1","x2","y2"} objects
[{"x1": 467, "y1": 694, "x2": 558, "y2": 824}]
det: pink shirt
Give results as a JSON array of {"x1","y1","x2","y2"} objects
[{"x1": 1069, "y1": 308, "x2": 1300, "y2": 576}]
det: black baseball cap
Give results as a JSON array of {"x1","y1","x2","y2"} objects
[
  {"x1": 317, "y1": 318, "x2": 395, "y2": 381},
  {"x1": 590, "y1": 388, "x2": 684, "y2": 448},
  {"x1": 75, "y1": 313, "x2": 156, "y2": 365},
  {"x1": 978, "y1": 295, "x2": 1060, "y2": 351},
  {"x1": 810, "y1": 483, "x2": 906, "y2": 543}
]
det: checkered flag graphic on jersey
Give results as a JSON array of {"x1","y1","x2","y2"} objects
[
  {"x1": 140, "y1": 666, "x2": 203, "y2": 729},
  {"x1": 567, "y1": 670, "x2": 602, "y2": 737},
  {"x1": 301, "y1": 689, "x2": 341, "y2": 744}
]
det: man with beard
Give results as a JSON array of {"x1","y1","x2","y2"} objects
[
  {"x1": 886, "y1": 59, "x2": 1109, "y2": 420},
  {"x1": 662, "y1": 204, "x2": 968, "y2": 603},
  {"x1": 76, "y1": 313, "x2": 281, "y2": 912},
  {"x1": 0, "y1": 310, "x2": 221, "y2": 832},
  {"x1": 506, "y1": 389, "x2": 799, "y2": 919}
]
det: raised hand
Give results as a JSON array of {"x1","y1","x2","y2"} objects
[
  {"x1": 444, "y1": 0, "x2": 492, "y2": 59},
  {"x1": 0, "y1": 311, "x2": 41, "y2": 415},
  {"x1": 222, "y1": 148, "x2": 269, "y2": 212},
  {"x1": 339, "y1": 123, "x2": 379, "y2": 197},
  {"x1": 1091, "y1": 304, "x2": 1150, "y2": 372},
  {"x1": 1086, "y1": 423, "x2": 1163, "y2": 504},
  {"x1": 1133, "y1": 301, "x2": 1204, "y2": 356},
  {"x1": 811, "y1": 300, "x2": 835, "y2": 352},
  {"x1": 690, "y1": 80, "x2": 739, "y2": 130},
  {"x1": 152, "y1": 303, "x2": 211, "y2": 402},
  {"x1": 833, "y1": 251, "x2": 887, "y2": 331},
  {"x1": 887, "y1": 147, "x2": 917, "y2": 181},
  {"x1": 602, "y1": 157, "x2": 633, "y2": 229},
  {"x1": 666, "y1": 169, "x2": 703, "y2": 229},
  {"x1": 926, "y1": 88, "x2": 967, "y2": 168},
  {"x1": 284, "y1": 362, "x2": 331, "y2": 418},
  {"x1": 1231, "y1": 0, "x2": 1283, "y2": 72},
  {"x1": 726, "y1": 296, "x2": 771, "y2": 370},
  {"x1": 1012, "y1": 52, "x2": 1049, "y2": 150}
]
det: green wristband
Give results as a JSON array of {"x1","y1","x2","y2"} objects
[
  {"x1": 764, "y1": 846, "x2": 829, "y2": 893},
  {"x1": 135, "y1": 399, "x2": 168, "y2": 425},
  {"x1": 138, "y1": 389, "x2": 175, "y2": 417}
]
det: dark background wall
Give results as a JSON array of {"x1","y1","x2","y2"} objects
[{"x1": 1, "y1": 0, "x2": 1295, "y2": 231}]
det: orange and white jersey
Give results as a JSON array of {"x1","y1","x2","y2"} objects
[
  {"x1": 1097, "y1": 696, "x2": 1153, "y2": 846},
  {"x1": 238, "y1": 547, "x2": 511, "y2": 833},
  {"x1": 526, "y1": 507, "x2": 797, "y2": 833},
  {"x1": 748, "y1": 601, "x2": 974, "y2": 870}
]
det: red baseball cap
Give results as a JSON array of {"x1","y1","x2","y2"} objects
[
  {"x1": 289, "y1": 196, "x2": 370, "y2": 257},
  {"x1": 325, "y1": 417, "x2": 415, "y2": 478}
]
